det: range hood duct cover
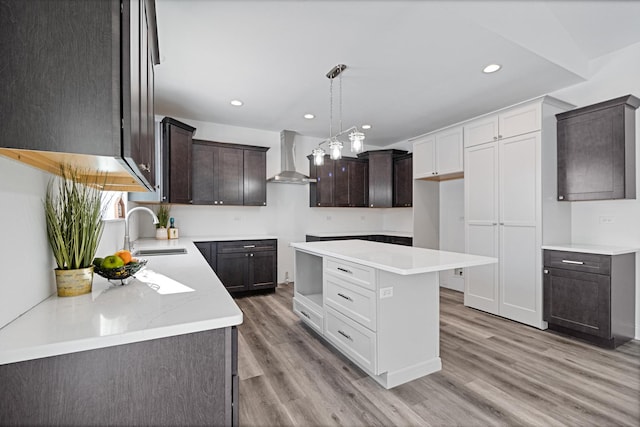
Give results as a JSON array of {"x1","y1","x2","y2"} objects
[{"x1": 267, "y1": 130, "x2": 316, "y2": 184}]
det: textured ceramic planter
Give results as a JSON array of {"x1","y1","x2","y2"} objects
[
  {"x1": 155, "y1": 227, "x2": 168, "y2": 239},
  {"x1": 55, "y1": 266, "x2": 94, "y2": 297}
]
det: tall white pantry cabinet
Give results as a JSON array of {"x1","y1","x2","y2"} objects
[{"x1": 463, "y1": 96, "x2": 573, "y2": 329}]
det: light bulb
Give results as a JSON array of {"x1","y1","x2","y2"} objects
[
  {"x1": 349, "y1": 131, "x2": 365, "y2": 153},
  {"x1": 312, "y1": 148, "x2": 325, "y2": 166},
  {"x1": 329, "y1": 139, "x2": 343, "y2": 160}
]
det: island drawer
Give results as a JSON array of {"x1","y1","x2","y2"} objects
[
  {"x1": 325, "y1": 275, "x2": 377, "y2": 331},
  {"x1": 325, "y1": 258, "x2": 375, "y2": 290},
  {"x1": 325, "y1": 306, "x2": 377, "y2": 375},
  {"x1": 293, "y1": 297, "x2": 323, "y2": 334}
]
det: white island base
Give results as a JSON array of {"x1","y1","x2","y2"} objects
[{"x1": 291, "y1": 240, "x2": 496, "y2": 389}]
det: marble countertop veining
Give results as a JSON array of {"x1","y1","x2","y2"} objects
[
  {"x1": 290, "y1": 240, "x2": 496, "y2": 275},
  {"x1": 0, "y1": 236, "x2": 260, "y2": 366}
]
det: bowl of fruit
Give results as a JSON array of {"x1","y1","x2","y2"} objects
[{"x1": 93, "y1": 250, "x2": 147, "y2": 285}]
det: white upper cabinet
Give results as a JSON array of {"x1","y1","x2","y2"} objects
[
  {"x1": 413, "y1": 126, "x2": 463, "y2": 180},
  {"x1": 464, "y1": 103, "x2": 541, "y2": 147}
]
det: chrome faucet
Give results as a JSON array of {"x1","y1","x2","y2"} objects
[{"x1": 123, "y1": 206, "x2": 159, "y2": 251}]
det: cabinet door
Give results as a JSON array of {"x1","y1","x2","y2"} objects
[
  {"x1": 334, "y1": 159, "x2": 350, "y2": 207},
  {"x1": 192, "y1": 143, "x2": 216, "y2": 204},
  {"x1": 243, "y1": 149, "x2": 267, "y2": 206},
  {"x1": 368, "y1": 152, "x2": 393, "y2": 208},
  {"x1": 393, "y1": 155, "x2": 413, "y2": 207},
  {"x1": 249, "y1": 251, "x2": 277, "y2": 290},
  {"x1": 412, "y1": 136, "x2": 436, "y2": 178},
  {"x1": 464, "y1": 142, "x2": 499, "y2": 314},
  {"x1": 168, "y1": 124, "x2": 193, "y2": 204},
  {"x1": 464, "y1": 116, "x2": 498, "y2": 148},
  {"x1": 348, "y1": 160, "x2": 368, "y2": 207},
  {"x1": 543, "y1": 268, "x2": 611, "y2": 338},
  {"x1": 315, "y1": 158, "x2": 335, "y2": 206},
  {"x1": 435, "y1": 128, "x2": 463, "y2": 176},
  {"x1": 499, "y1": 103, "x2": 541, "y2": 140},
  {"x1": 216, "y1": 147, "x2": 244, "y2": 206},
  {"x1": 498, "y1": 134, "x2": 541, "y2": 326},
  {"x1": 557, "y1": 106, "x2": 628, "y2": 201},
  {"x1": 217, "y1": 253, "x2": 249, "y2": 292},
  {"x1": 194, "y1": 242, "x2": 217, "y2": 272}
]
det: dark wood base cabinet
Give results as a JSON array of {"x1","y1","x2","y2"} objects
[
  {"x1": 543, "y1": 250, "x2": 635, "y2": 348},
  {"x1": 196, "y1": 239, "x2": 277, "y2": 294},
  {"x1": 0, "y1": 328, "x2": 238, "y2": 426}
]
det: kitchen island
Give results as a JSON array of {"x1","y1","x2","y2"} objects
[
  {"x1": 290, "y1": 240, "x2": 496, "y2": 389},
  {"x1": 0, "y1": 237, "x2": 250, "y2": 426}
]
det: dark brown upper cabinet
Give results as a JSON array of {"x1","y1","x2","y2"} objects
[
  {"x1": 308, "y1": 155, "x2": 336, "y2": 207},
  {"x1": 335, "y1": 158, "x2": 369, "y2": 207},
  {"x1": 358, "y1": 150, "x2": 409, "y2": 208},
  {"x1": 163, "y1": 118, "x2": 197, "y2": 204},
  {"x1": 0, "y1": 0, "x2": 160, "y2": 192},
  {"x1": 393, "y1": 153, "x2": 413, "y2": 207},
  {"x1": 308, "y1": 156, "x2": 368, "y2": 207},
  {"x1": 192, "y1": 140, "x2": 268, "y2": 206},
  {"x1": 556, "y1": 95, "x2": 639, "y2": 201}
]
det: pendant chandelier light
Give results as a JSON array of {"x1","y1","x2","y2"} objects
[{"x1": 311, "y1": 64, "x2": 365, "y2": 166}]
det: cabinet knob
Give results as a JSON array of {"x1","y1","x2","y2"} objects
[
  {"x1": 263, "y1": 202, "x2": 266, "y2": 206},
  {"x1": 493, "y1": 136, "x2": 498, "y2": 141},
  {"x1": 498, "y1": 134, "x2": 503, "y2": 139},
  {"x1": 544, "y1": 269, "x2": 549, "y2": 274},
  {"x1": 214, "y1": 201, "x2": 218, "y2": 205},
  {"x1": 162, "y1": 196, "x2": 166, "y2": 201},
  {"x1": 220, "y1": 201, "x2": 224, "y2": 205},
  {"x1": 138, "y1": 163, "x2": 151, "y2": 172},
  {"x1": 250, "y1": 253, "x2": 254, "y2": 257},
  {"x1": 558, "y1": 195, "x2": 564, "y2": 200},
  {"x1": 370, "y1": 204, "x2": 374, "y2": 207},
  {"x1": 189, "y1": 200, "x2": 193, "y2": 204}
]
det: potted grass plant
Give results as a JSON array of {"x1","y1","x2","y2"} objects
[
  {"x1": 155, "y1": 203, "x2": 170, "y2": 239},
  {"x1": 44, "y1": 166, "x2": 107, "y2": 297}
]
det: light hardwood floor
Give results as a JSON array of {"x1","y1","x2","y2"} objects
[{"x1": 235, "y1": 283, "x2": 640, "y2": 426}]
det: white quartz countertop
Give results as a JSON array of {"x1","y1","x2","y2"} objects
[
  {"x1": 0, "y1": 237, "x2": 248, "y2": 366},
  {"x1": 291, "y1": 240, "x2": 496, "y2": 275},
  {"x1": 542, "y1": 243, "x2": 639, "y2": 255},
  {"x1": 306, "y1": 230, "x2": 413, "y2": 238},
  {"x1": 187, "y1": 234, "x2": 278, "y2": 242}
]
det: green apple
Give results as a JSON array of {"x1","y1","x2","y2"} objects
[
  {"x1": 92, "y1": 257, "x2": 104, "y2": 267},
  {"x1": 101, "y1": 255, "x2": 125, "y2": 269}
]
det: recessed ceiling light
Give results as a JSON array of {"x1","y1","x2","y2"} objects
[
  {"x1": 483, "y1": 64, "x2": 501, "y2": 74},
  {"x1": 230, "y1": 99, "x2": 243, "y2": 106},
  {"x1": 304, "y1": 113, "x2": 315, "y2": 119},
  {"x1": 361, "y1": 124, "x2": 372, "y2": 130}
]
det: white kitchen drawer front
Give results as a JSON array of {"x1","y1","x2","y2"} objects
[
  {"x1": 325, "y1": 275, "x2": 377, "y2": 331},
  {"x1": 325, "y1": 258, "x2": 375, "y2": 290},
  {"x1": 325, "y1": 306, "x2": 377, "y2": 375},
  {"x1": 293, "y1": 297, "x2": 323, "y2": 334}
]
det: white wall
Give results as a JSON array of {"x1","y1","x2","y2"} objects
[
  {"x1": 137, "y1": 118, "x2": 399, "y2": 283},
  {"x1": 550, "y1": 41, "x2": 640, "y2": 339}
]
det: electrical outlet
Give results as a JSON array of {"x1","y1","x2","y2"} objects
[
  {"x1": 599, "y1": 216, "x2": 615, "y2": 224},
  {"x1": 233, "y1": 216, "x2": 241, "y2": 221},
  {"x1": 454, "y1": 268, "x2": 463, "y2": 277},
  {"x1": 380, "y1": 287, "x2": 393, "y2": 299},
  {"x1": 326, "y1": 215, "x2": 332, "y2": 221}
]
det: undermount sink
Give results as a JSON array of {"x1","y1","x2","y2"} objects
[{"x1": 133, "y1": 248, "x2": 188, "y2": 256}]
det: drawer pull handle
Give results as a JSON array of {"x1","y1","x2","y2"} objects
[
  {"x1": 243, "y1": 245, "x2": 256, "y2": 248},
  {"x1": 337, "y1": 267, "x2": 353, "y2": 274},
  {"x1": 561, "y1": 260, "x2": 584, "y2": 265},
  {"x1": 338, "y1": 330, "x2": 353, "y2": 341},
  {"x1": 337, "y1": 292, "x2": 353, "y2": 302},
  {"x1": 300, "y1": 310, "x2": 310, "y2": 319}
]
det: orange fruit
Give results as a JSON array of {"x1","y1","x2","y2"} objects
[{"x1": 115, "y1": 249, "x2": 132, "y2": 264}]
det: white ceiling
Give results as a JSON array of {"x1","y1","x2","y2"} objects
[{"x1": 154, "y1": 1, "x2": 640, "y2": 147}]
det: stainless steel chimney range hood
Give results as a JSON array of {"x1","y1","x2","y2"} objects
[{"x1": 267, "y1": 130, "x2": 316, "y2": 184}]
